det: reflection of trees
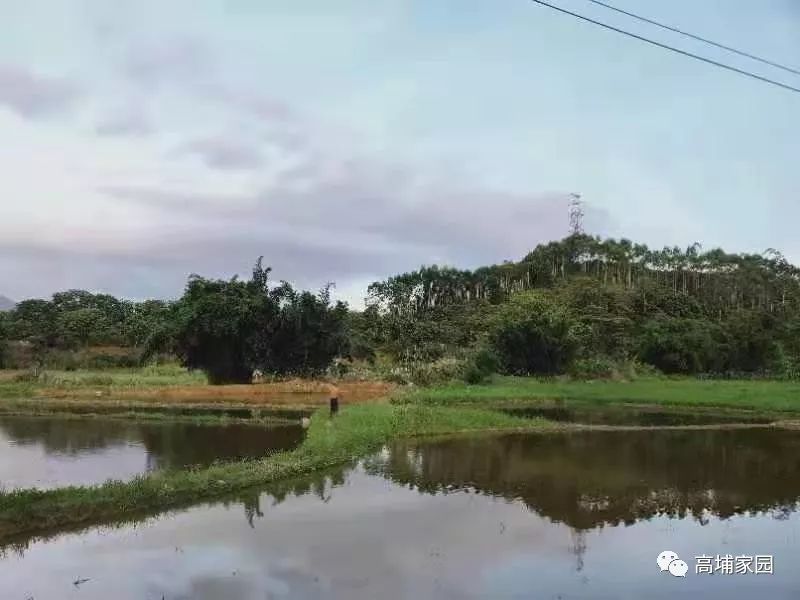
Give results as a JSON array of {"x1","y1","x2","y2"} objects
[
  {"x1": 505, "y1": 406, "x2": 769, "y2": 426},
  {"x1": 221, "y1": 463, "x2": 353, "y2": 528},
  {"x1": 2, "y1": 461, "x2": 356, "y2": 557},
  {"x1": 140, "y1": 423, "x2": 303, "y2": 470},
  {"x1": 0, "y1": 417, "x2": 141, "y2": 454},
  {"x1": 371, "y1": 429, "x2": 800, "y2": 531},
  {"x1": 0, "y1": 417, "x2": 304, "y2": 470}
]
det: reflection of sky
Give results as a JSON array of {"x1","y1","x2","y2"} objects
[
  {"x1": 2, "y1": 466, "x2": 799, "y2": 599},
  {"x1": 0, "y1": 427, "x2": 147, "y2": 490},
  {"x1": 0, "y1": 416, "x2": 301, "y2": 489}
]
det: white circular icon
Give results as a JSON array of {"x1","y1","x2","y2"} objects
[
  {"x1": 657, "y1": 550, "x2": 679, "y2": 572},
  {"x1": 668, "y1": 559, "x2": 689, "y2": 577},
  {"x1": 657, "y1": 551, "x2": 688, "y2": 578}
]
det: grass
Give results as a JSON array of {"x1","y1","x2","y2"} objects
[
  {"x1": 400, "y1": 376, "x2": 800, "y2": 413},
  {"x1": 0, "y1": 404, "x2": 543, "y2": 540},
  {"x1": 0, "y1": 396, "x2": 311, "y2": 423},
  {"x1": 0, "y1": 366, "x2": 392, "y2": 406},
  {"x1": 0, "y1": 407, "x2": 300, "y2": 426},
  {"x1": 0, "y1": 365, "x2": 206, "y2": 398},
  {"x1": 3, "y1": 367, "x2": 799, "y2": 541}
]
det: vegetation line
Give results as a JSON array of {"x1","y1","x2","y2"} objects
[
  {"x1": 399, "y1": 377, "x2": 800, "y2": 414},
  {"x1": 0, "y1": 408, "x2": 298, "y2": 427},
  {"x1": 0, "y1": 404, "x2": 545, "y2": 541}
]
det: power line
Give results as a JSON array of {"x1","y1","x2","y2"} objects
[
  {"x1": 585, "y1": 0, "x2": 800, "y2": 77},
  {"x1": 528, "y1": 0, "x2": 800, "y2": 95}
]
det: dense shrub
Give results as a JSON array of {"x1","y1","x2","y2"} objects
[
  {"x1": 635, "y1": 316, "x2": 726, "y2": 374},
  {"x1": 461, "y1": 347, "x2": 499, "y2": 384},
  {"x1": 488, "y1": 292, "x2": 579, "y2": 375},
  {"x1": 568, "y1": 357, "x2": 618, "y2": 380},
  {"x1": 383, "y1": 358, "x2": 465, "y2": 386},
  {"x1": 143, "y1": 260, "x2": 349, "y2": 384}
]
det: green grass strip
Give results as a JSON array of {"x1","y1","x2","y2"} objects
[
  {"x1": 0, "y1": 404, "x2": 540, "y2": 540},
  {"x1": 400, "y1": 376, "x2": 800, "y2": 413}
]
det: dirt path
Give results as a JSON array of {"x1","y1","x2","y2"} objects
[{"x1": 34, "y1": 380, "x2": 396, "y2": 406}]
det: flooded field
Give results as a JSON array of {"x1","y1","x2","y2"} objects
[
  {"x1": 0, "y1": 415, "x2": 303, "y2": 489},
  {"x1": 3, "y1": 427, "x2": 800, "y2": 598},
  {"x1": 503, "y1": 403, "x2": 774, "y2": 426}
]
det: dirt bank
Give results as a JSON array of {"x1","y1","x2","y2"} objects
[{"x1": 34, "y1": 380, "x2": 396, "y2": 406}]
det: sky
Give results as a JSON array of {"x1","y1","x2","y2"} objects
[{"x1": 0, "y1": 0, "x2": 798, "y2": 307}]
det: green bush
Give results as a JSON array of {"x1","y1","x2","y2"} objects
[
  {"x1": 85, "y1": 353, "x2": 139, "y2": 369},
  {"x1": 461, "y1": 347, "x2": 499, "y2": 384},
  {"x1": 489, "y1": 291, "x2": 579, "y2": 375},
  {"x1": 383, "y1": 358, "x2": 465, "y2": 386},
  {"x1": 568, "y1": 357, "x2": 618, "y2": 380},
  {"x1": 636, "y1": 316, "x2": 726, "y2": 374}
]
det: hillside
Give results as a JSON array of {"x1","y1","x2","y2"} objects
[
  {"x1": 364, "y1": 234, "x2": 800, "y2": 376},
  {"x1": 368, "y1": 234, "x2": 799, "y2": 316}
]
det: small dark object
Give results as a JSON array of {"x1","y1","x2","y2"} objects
[
  {"x1": 73, "y1": 577, "x2": 90, "y2": 587},
  {"x1": 329, "y1": 396, "x2": 339, "y2": 415}
]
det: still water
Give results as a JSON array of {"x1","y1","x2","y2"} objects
[
  {"x1": 2, "y1": 427, "x2": 800, "y2": 598},
  {"x1": 0, "y1": 415, "x2": 303, "y2": 489},
  {"x1": 502, "y1": 404, "x2": 774, "y2": 426}
]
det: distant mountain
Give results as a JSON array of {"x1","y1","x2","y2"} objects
[{"x1": 0, "y1": 295, "x2": 16, "y2": 311}]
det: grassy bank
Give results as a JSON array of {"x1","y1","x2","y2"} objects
[
  {"x1": 0, "y1": 396, "x2": 313, "y2": 424},
  {"x1": 0, "y1": 366, "x2": 392, "y2": 410},
  {"x1": 0, "y1": 404, "x2": 542, "y2": 540},
  {"x1": 400, "y1": 376, "x2": 800, "y2": 413},
  {"x1": 0, "y1": 365, "x2": 205, "y2": 399}
]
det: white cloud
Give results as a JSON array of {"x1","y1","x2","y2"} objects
[{"x1": 0, "y1": 64, "x2": 79, "y2": 119}]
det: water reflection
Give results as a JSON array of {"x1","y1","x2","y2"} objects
[
  {"x1": 0, "y1": 416, "x2": 304, "y2": 489},
  {"x1": 371, "y1": 429, "x2": 800, "y2": 529},
  {"x1": 503, "y1": 404, "x2": 773, "y2": 426},
  {"x1": 3, "y1": 429, "x2": 800, "y2": 599}
]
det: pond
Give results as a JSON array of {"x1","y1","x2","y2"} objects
[
  {"x1": 502, "y1": 403, "x2": 775, "y2": 426},
  {"x1": 0, "y1": 415, "x2": 304, "y2": 489},
  {"x1": 3, "y1": 427, "x2": 800, "y2": 598}
]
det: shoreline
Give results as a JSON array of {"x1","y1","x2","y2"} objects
[
  {"x1": 0, "y1": 404, "x2": 546, "y2": 542},
  {"x1": 3, "y1": 373, "x2": 800, "y2": 544}
]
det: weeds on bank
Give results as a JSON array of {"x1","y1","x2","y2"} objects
[{"x1": 0, "y1": 404, "x2": 540, "y2": 540}]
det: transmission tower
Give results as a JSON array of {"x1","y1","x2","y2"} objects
[{"x1": 568, "y1": 193, "x2": 584, "y2": 235}]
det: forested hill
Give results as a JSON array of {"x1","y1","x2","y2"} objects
[
  {"x1": 367, "y1": 234, "x2": 800, "y2": 317},
  {"x1": 2, "y1": 235, "x2": 800, "y2": 379},
  {"x1": 364, "y1": 235, "x2": 800, "y2": 377}
]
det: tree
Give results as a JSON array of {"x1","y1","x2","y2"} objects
[
  {"x1": 143, "y1": 259, "x2": 349, "y2": 384},
  {"x1": 636, "y1": 316, "x2": 726, "y2": 374},
  {"x1": 56, "y1": 308, "x2": 113, "y2": 348},
  {"x1": 557, "y1": 278, "x2": 635, "y2": 359},
  {"x1": 721, "y1": 309, "x2": 782, "y2": 373},
  {"x1": 145, "y1": 261, "x2": 277, "y2": 384},
  {"x1": 8, "y1": 299, "x2": 58, "y2": 344},
  {"x1": 262, "y1": 284, "x2": 350, "y2": 375},
  {"x1": 0, "y1": 312, "x2": 9, "y2": 368},
  {"x1": 125, "y1": 300, "x2": 172, "y2": 347},
  {"x1": 488, "y1": 291, "x2": 579, "y2": 375}
]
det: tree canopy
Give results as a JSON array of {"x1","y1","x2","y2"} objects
[
  {"x1": 142, "y1": 259, "x2": 350, "y2": 383},
  {"x1": 367, "y1": 235, "x2": 800, "y2": 377},
  {"x1": 3, "y1": 234, "x2": 800, "y2": 379}
]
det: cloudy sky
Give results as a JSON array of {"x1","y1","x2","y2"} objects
[{"x1": 1, "y1": 0, "x2": 798, "y2": 306}]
